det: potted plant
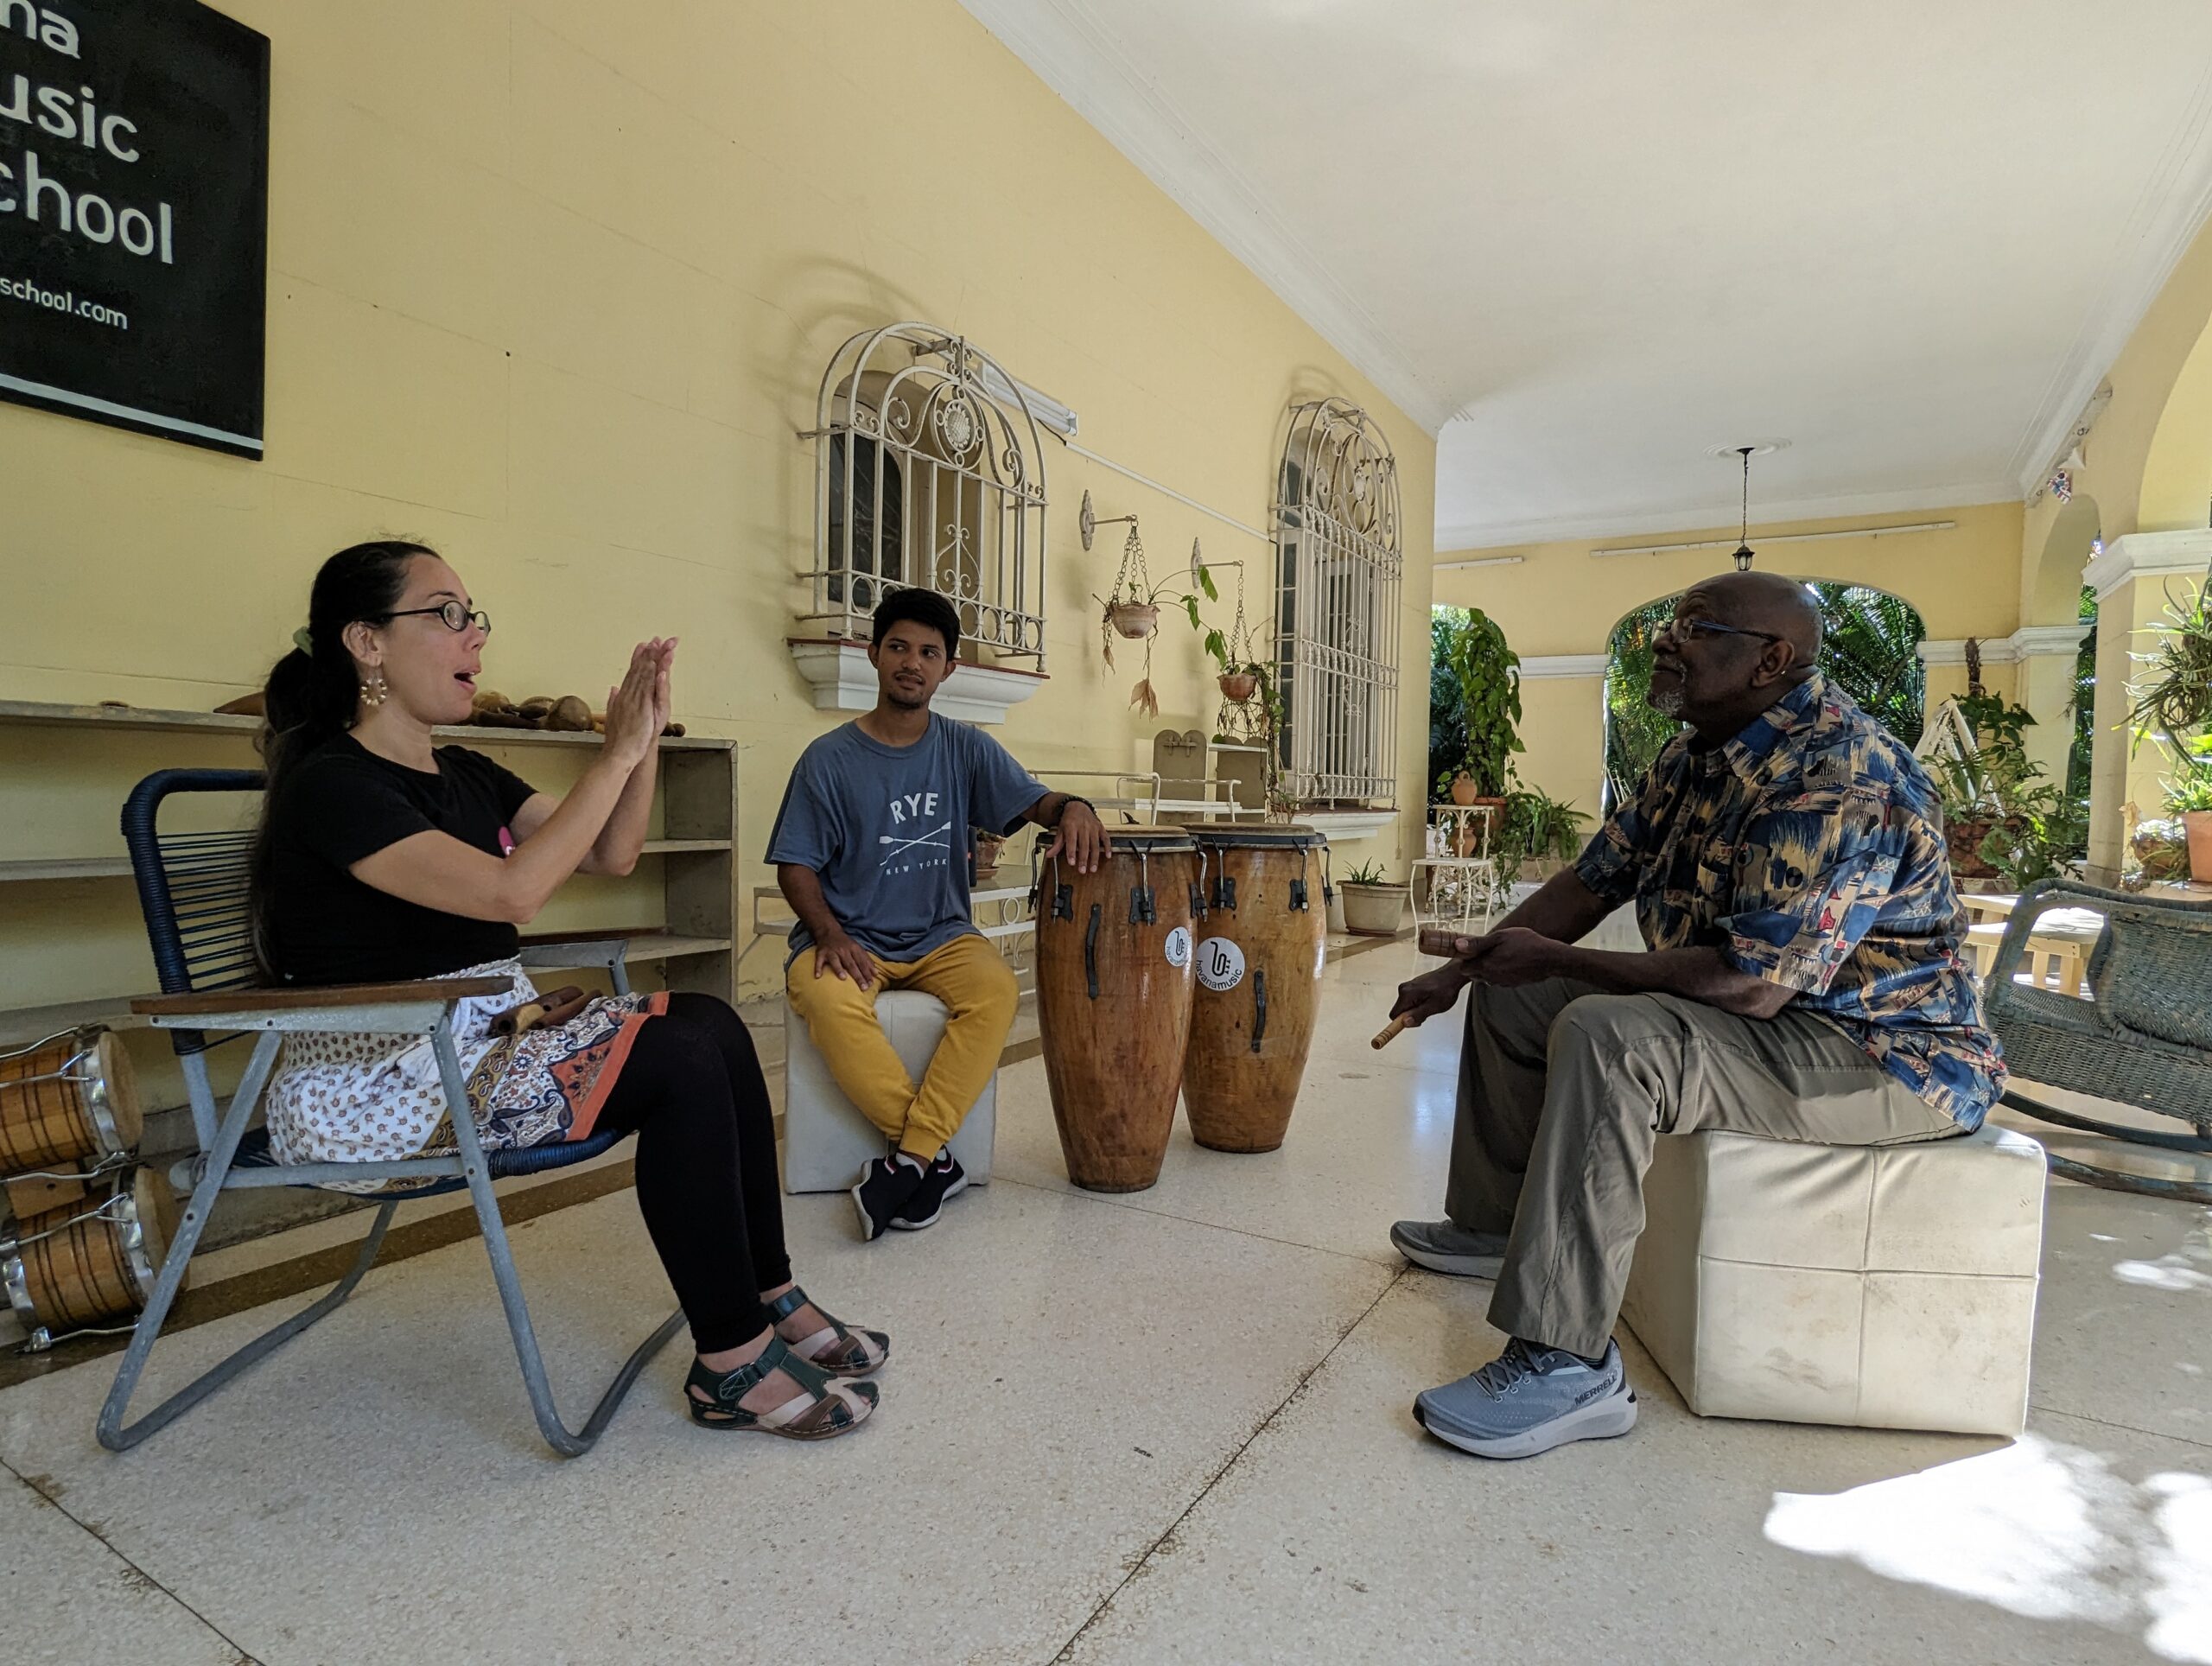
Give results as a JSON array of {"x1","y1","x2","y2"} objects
[
  {"x1": 1217, "y1": 666, "x2": 1259, "y2": 703},
  {"x1": 971, "y1": 829, "x2": 1007, "y2": 882},
  {"x1": 1495, "y1": 785, "x2": 1591, "y2": 885},
  {"x1": 1928, "y1": 694, "x2": 2042, "y2": 880},
  {"x1": 2166, "y1": 763, "x2": 2212, "y2": 882},
  {"x1": 2127, "y1": 578, "x2": 2212, "y2": 881},
  {"x1": 1434, "y1": 607, "x2": 1523, "y2": 812},
  {"x1": 1338, "y1": 859, "x2": 1409, "y2": 936},
  {"x1": 1095, "y1": 557, "x2": 1217, "y2": 718}
]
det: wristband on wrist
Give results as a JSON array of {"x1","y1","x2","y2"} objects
[{"x1": 1053, "y1": 794, "x2": 1096, "y2": 827}]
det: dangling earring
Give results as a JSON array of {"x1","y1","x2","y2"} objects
[{"x1": 360, "y1": 670, "x2": 390, "y2": 709}]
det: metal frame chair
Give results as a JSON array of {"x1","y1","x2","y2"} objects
[
  {"x1": 1983, "y1": 876, "x2": 2212, "y2": 1203},
  {"x1": 99, "y1": 768, "x2": 684, "y2": 1456}
]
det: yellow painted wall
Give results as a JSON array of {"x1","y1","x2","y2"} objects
[
  {"x1": 1433, "y1": 503, "x2": 2024, "y2": 813},
  {"x1": 1, "y1": 0, "x2": 1439, "y2": 1018}
]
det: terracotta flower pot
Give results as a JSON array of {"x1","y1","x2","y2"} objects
[
  {"x1": 1448, "y1": 773, "x2": 1478, "y2": 806},
  {"x1": 1217, "y1": 671, "x2": 1258, "y2": 703},
  {"x1": 1108, "y1": 603, "x2": 1158, "y2": 639},
  {"x1": 2187, "y1": 811, "x2": 2212, "y2": 883},
  {"x1": 1946, "y1": 816, "x2": 1997, "y2": 879}
]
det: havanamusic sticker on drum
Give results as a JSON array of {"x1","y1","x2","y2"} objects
[{"x1": 0, "y1": 0, "x2": 270, "y2": 457}]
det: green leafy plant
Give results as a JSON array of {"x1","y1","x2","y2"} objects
[
  {"x1": 1493, "y1": 785, "x2": 1591, "y2": 881},
  {"x1": 1975, "y1": 779, "x2": 2088, "y2": 890},
  {"x1": 1342, "y1": 859, "x2": 1391, "y2": 887},
  {"x1": 1433, "y1": 606, "x2": 1522, "y2": 798},
  {"x1": 2165, "y1": 761, "x2": 2212, "y2": 815}
]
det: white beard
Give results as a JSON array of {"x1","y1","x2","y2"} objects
[{"x1": 1649, "y1": 684, "x2": 1686, "y2": 718}]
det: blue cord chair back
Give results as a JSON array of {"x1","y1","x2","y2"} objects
[{"x1": 121, "y1": 769, "x2": 266, "y2": 1055}]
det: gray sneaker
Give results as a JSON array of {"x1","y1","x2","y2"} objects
[
  {"x1": 1389, "y1": 1218, "x2": 1508, "y2": 1278},
  {"x1": 1414, "y1": 1338, "x2": 1638, "y2": 1459}
]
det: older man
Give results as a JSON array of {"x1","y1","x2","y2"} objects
[{"x1": 1389, "y1": 571, "x2": 2003, "y2": 1459}]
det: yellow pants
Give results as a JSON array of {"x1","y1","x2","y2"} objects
[{"x1": 785, "y1": 932, "x2": 1020, "y2": 1160}]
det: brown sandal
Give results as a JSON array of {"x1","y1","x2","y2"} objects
[
  {"x1": 770, "y1": 1286, "x2": 890, "y2": 1377},
  {"x1": 684, "y1": 1337, "x2": 876, "y2": 1438}
]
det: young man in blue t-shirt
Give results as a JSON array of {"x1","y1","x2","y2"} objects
[{"x1": 769, "y1": 590, "x2": 1109, "y2": 1239}]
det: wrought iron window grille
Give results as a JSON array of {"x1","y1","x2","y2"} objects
[
  {"x1": 1273, "y1": 397, "x2": 1402, "y2": 808},
  {"x1": 803, "y1": 322, "x2": 1051, "y2": 669}
]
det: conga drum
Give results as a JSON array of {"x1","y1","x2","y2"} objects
[
  {"x1": 1034, "y1": 827, "x2": 1200, "y2": 1192},
  {"x1": 0, "y1": 1029, "x2": 143, "y2": 1174},
  {"x1": 3, "y1": 1166, "x2": 173, "y2": 1340},
  {"x1": 1181, "y1": 824, "x2": 1329, "y2": 1154}
]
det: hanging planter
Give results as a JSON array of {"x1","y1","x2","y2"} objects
[
  {"x1": 1217, "y1": 670, "x2": 1257, "y2": 703},
  {"x1": 1108, "y1": 602, "x2": 1159, "y2": 639}
]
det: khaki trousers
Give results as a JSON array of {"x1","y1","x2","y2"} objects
[{"x1": 1446, "y1": 978, "x2": 1959, "y2": 1359}]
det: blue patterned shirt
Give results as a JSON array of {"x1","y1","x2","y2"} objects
[{"x1": 1573, "y1": 673, "x2": 2004, "y2": 1126}]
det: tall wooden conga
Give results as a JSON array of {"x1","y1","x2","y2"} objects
[
  {"x1": 1034, "y1": 828, "x2": 1200, "y2": 1192},
  {"x1": 0, "y1": 1029, "x2": 142, "y2": 1174},
  {"x1": 1182, "y1": 824, "x2": 1328, "y2": 1154}
]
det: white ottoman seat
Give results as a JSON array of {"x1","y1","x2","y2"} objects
[
  {"x1": 781, "y1": 989, "x2": 997, "y2": 1193},
  {"x1": 1620, "y1": 1122, "x2": 2046, "y2": 1437}
]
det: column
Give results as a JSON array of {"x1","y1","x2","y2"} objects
[{"x1": 2081, "y1": 530, "x2": 2212, "y2": 882}]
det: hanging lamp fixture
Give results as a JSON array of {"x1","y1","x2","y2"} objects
[{"x1": 1731, "y1": 445, "x2": 1756, "y2": 571}]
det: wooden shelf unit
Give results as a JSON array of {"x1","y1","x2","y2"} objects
[{"x1": 0, "y1": 699, "x2": 739, "y2": 1040}]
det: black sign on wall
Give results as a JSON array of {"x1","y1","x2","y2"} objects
[{"x1": 0, "y1": 0, "x2": 269, "y2": 458}]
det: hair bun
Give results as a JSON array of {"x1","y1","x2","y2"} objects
[{"x1": 291, "y1": 626, "x2": 315, "y2": 657}]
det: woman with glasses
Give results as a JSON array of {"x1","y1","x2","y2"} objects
[{"x1": 247, "y1": 541, "x2": 884, "y2": 1440}]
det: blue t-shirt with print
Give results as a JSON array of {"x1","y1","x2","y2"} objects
[{"x1": 766, "y1": 716, "x2": 1046, "y2": 963}]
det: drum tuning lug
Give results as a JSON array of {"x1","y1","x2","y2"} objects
[
  {"x1": 1289, "y1": 879, "x2": 1310, "y2": 912},
  {"x1": 1188, "y1": 882, "x2": 1206, "y2": 919},
  {"x1": 1128, "y1": 886, "x2": 1157, "y2": 925},
  {"x1": 1053, "y1": 884, "x2": 1074, "y2": 921},
  {"x1": 1212, "y1": 876, "x2": 1237, "y2": 911}
]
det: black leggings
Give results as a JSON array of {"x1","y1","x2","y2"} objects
[{"x1": 594, "y1": 993, "x2": 790, "y2": 1353}]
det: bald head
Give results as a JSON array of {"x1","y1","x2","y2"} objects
[{"x1": 1693, "y1": 571, "x2": 1822, "y2": 673}]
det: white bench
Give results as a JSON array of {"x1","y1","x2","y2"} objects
[{"x1": 1621, "y1": 1122, "x2": 2046, "y2": 1436}]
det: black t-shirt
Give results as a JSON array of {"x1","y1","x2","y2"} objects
[{"x1": 263, "y1": 734, "x2": 538, "y2": 986}]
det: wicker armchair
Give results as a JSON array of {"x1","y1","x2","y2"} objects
[{"x1": 1982, "y1": 877, "x2": 2212, "y2": 1202}]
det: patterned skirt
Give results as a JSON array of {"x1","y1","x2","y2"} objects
[{"x1": 264, "y1": 958, "x2": 669, "y2": 1192}]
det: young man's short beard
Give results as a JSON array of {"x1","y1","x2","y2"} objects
[{"x1": 884, "y1": 686, "x2": 930, "y2": 711}]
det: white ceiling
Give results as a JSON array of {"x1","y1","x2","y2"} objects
[{"x1": 961, "y1": 0, "x2": 2212, "y2": 547}]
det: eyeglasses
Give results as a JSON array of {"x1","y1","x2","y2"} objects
[
  {"x1": 381, "y1": 601, "x2": 492, "y2": 636},
  {"x1": 1659, "y1": 616, "x2": 1782, "y2": 647}
]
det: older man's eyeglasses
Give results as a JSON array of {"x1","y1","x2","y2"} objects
[
  {"x1": 1660, "y1": 616, "x2": 1783, "y2": 647},
  {"x1": 382, "y1": 601, "x2": 493, "y2": 635}
]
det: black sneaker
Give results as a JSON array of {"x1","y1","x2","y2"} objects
[
  {"x1": 851, "y1": 1151, "x2": 926, "y2": 1242},
  {"x1": 891, "y1": 1148, "x2": 969, "y2": 1230}
]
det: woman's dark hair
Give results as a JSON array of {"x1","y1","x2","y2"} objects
[
  {"x1": 248, "y1": 540, "x2": 433, "y2": 974},
  {"x1": 872, "y1": 587, "x2": 961, "y2": 658}
]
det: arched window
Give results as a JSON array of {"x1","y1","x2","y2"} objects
[
  {"x1": 1601, "y1": 582, "x2": 1927, "y2": 808},
  {"x1": 1273, "y1": 397, "x2": 1402, "y2": 807},
  {"x1": 805, "y1": 322, "x2": 1050, "y2": 667}
]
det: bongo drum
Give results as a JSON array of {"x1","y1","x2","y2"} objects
[
  {"x1": 1034, "y1": 827, "x2": 1200, "y2": 1192},
  {"x1": 0, "y1": 1029, "x2": 143, "y2": 1175},
  {"x1": 1180, "y1": 824, "x2": 1329, "y2": 1154},
  {"x1": 2, "y1": 1167, "x2": 172, "y2": 1340}
]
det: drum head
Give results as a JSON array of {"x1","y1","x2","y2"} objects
[
  {"x1": 1097, "y1": 826, "x2": 1198, "y2": 855},
  {"x1": 132, "y1": 1166, "x2": 175, "y2": 1274},
  {"x1": 92, "y1": 1031, "x2": 144, "y2": 1149},
  {"x1": 1183, "y1": 822, "x2": 1325, "y2": 849}
]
